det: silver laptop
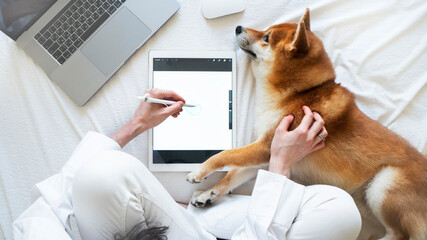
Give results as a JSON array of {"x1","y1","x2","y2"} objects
[{"x1": 0, "y1": 0, "x2": 179, "y2": 106}]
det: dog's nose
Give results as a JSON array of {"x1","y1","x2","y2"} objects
[{"x1": 235, "y1": 26, "x2": 243, "y2": 35}]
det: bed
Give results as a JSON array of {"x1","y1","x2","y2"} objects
[{"x1": 1, "y1": 0, "x2": 426, "y2": 238}]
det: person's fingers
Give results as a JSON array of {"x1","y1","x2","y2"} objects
[
  {"x1": 275, "y1": 114, "x2": 294, "y2": 133},
  {"x1": 313, "y1": 127, "x2": 328, "y2": 146},
  {"x1": 161, "y1": 101, "x2": 184, "y2": 117},
  {"x1": 157, "y1": 89, "x2": 186, "y2": 103},
  {"x1": 145, "y1": 88, "x2": 186, "y2": 103},
  {"x1": 299, "y1": 106, "x2": 314, "y2": 130},
  {"x1": 321, "y1": 127, "x2": 328, "y2": 138},
  {"x1": 311, "y1": 140, "x2": 326, "y2": 152},
  {"x1": 308, "y1": 112, "x2": 325, "y2": 140},
  {"x1": 172, "y1": 111, "x2": 181, "y2": 118}
]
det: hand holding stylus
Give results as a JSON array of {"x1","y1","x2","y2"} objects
[
  {"x1": 138, "y1": 93, "x2": 196, "y2": 107},
  {"x1": 111, "y1": 89, "x2": 185, "y2": 147}
]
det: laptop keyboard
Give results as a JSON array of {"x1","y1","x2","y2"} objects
[{"x1": 34, "y1": 0, "x2": 127, "y2": 65}]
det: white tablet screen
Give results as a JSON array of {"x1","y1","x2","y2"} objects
[{"x1": 152, "y1": 58, "x2": 233, "y2": 164}]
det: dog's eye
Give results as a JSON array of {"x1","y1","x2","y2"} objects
[{"x1": 263, "y1": 34, "x2": 269, "y2": 43}]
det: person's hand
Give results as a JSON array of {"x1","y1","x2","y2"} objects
[
  {"x1": 268, "y1": 106, "x2": 328, "y2": 177},
  {"x1": 133, "y1": 88, "x2": 185, "y2": 130},
  {"x1": 111, "y1": 88, "x2": 185, "y2": 148}
]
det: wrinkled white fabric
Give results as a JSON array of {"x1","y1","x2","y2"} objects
[
  {"x1": 13, "y1": 132, "x2": 360, "y2": 240},
  {"x1": 1, "y1": 0, "x2": 426, "y2": 238}
]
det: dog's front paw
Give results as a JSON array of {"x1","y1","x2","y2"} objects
[
  {"x1": 186, "y1": 167, "x2": 206, "y2": 184},
  {"x1": 186, "y1": 171, "x2": 202, "y2": 184},
  {"x1": 191, "y1": 190, "x2": 216, "y2": 208}
]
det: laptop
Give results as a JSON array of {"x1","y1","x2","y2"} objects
[{"x1": 0, "y1": 0, "x2": 179, "y2": 106}]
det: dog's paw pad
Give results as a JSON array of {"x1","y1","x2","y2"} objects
[
  {"x1": 186, "y1": 167, "x2": 207, "y2": 184},
  {"x1": 190, "y1": 190, "x2": 215, "y2": 208},
  {"x1": 191, "y1": 199, "x2": 212, "y2": 208},
  {"x1": 186, "y1": 172, "x2": 202, "y2": 184}
]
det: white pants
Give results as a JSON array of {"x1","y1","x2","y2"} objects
[{"x1": 72, "y1": 150, "x2": 361, "y2": 240}]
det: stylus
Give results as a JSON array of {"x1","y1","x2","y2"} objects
[{"x1": 137, "y1": 93, "x2": 196, "y2": 107}]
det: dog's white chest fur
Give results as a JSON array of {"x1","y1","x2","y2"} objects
[{"x1": 252, "y1": 61, "x2": 286, "y2": 139}]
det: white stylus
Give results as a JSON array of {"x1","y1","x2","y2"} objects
[{"x1": 137, "y1": 93, "x2": 196, "y2": 107}]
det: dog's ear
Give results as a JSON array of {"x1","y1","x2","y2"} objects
[
  {"x1": 302, "y1": 8, "x2": 310, "y2": 31},
  {"x1": 288, "y1": 20, "x2": 310, "y2": 57}
]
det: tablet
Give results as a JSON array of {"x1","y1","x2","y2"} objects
[{"x1": 148, "y1": 50, "x2": 237, "y2": 172}]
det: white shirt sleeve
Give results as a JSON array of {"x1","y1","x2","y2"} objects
[
  {"x1": 231, "y1": 169, "x2": 305, "y2": 240},
  {"x1": 13, "y1": 198, "x2": 73, "y2": 240},
  {"x1": 13, "y1": 132, "x2": 121, "y2": 239}
]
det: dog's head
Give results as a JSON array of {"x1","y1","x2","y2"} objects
[{"x1": 236, "y1": 8, "x2": 335, "y2": 92}]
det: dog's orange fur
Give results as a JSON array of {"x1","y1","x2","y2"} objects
[{"x1": 187, "y1": 9, "x2": 427, "y2": 240}]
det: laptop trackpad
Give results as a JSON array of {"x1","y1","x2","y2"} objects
[{"x1": 81, "y1": 7, "x2": 151, "y2": 76}]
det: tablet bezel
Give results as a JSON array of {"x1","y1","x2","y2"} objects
[{"x1": 148, "y1": 50, "x2": 237, "y2": 172}]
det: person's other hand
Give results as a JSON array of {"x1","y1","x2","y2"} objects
[
  {"x1": 268, "y1": 106, "x2": 328, "y2": 177},
  {"x1": 111, "y1": 88, "x2": 184, "y2": 148}
]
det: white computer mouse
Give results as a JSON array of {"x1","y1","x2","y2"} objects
[{"x1": 201, "y1": 0, "x2": 245, "y2": 19}]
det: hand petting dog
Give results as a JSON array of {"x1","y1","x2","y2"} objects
[{"x1": 269, "y1": 106, "x2": 327, "y2": 178}]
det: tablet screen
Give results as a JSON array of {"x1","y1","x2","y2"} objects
[{"x1": 152, "y1": 57, "x2": 233, "y2": 164}]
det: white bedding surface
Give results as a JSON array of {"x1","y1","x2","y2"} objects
[{"x1": 1, "y1": 0, "x2": 426, "y2": 238}]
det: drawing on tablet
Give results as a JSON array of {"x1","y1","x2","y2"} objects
[
  {"x1": 148, "y1": 53, "x2": 236, "y2": 169},
  {"x1": 153, "y1": 68, "x2": 232, "y2": 151}
]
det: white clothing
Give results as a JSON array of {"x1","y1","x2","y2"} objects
[
  {"x1": 13, "y1": 131, "x2": 122, "y2": 239},
  {"x1": 13, "y1": 132, "x2": 361, "y2": 240},
  {"x1": 72, "y1": 150, "x2": 215, "y2": 240}
]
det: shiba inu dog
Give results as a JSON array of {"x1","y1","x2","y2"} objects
[{"x1": 186, "y1": 8, "x2": 427, "y2": 240}]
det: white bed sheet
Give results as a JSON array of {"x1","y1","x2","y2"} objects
[{"x1": 1, "y1": 0, "x2": 426, "y2": 238}]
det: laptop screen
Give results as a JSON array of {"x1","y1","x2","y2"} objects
[{"x1": 0, "y1": 0, "x2": 57, "y2": 40}]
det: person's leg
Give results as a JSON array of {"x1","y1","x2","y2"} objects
[
  {"x1": 286, "y1": 185, "x2": 362, "y2": 240},
  {"x1": 190, "y1": 184, "x2": 361, "y2": 240},
  {"x1": 187, "y1": 194, "x2": 251, "y2": 239},
  {"x1": 72, "y1": 150, "x2": 215, "y2": 240}
]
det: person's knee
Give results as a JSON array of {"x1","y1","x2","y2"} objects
[
  {"x1": 323, "y1": 186, "x2": 362, "y2": 239},
  {"x1": 72, "y1": 150, "x2": 145, "y2": 200},
  {"x1": 327, "y1": 186, "x2": 361, "y2": 230},
  {"x1": 72, "y1": 151, "x2": 147, "y2": 239},
  {"x1": 304, "y1": 185, "x2": 362, "y2": 239}
]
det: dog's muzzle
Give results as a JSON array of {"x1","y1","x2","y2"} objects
[{"x1": 235, "y1": 26, "x2": 257, "y2": 58}]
